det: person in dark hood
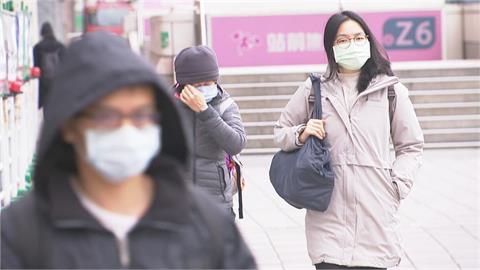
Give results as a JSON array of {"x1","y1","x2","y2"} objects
[
  {"x1": 1, "y1": 31, "x2": 256, "y2": 269},
  {"x1": 33, "y1": 22, "x2": 66, "y2": 108},
  {"x1": 173, "y1": 46, "x2": 247, "y2": 217}
]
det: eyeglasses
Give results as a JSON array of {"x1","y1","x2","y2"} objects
[
  {"x1": 78, "y1": 108, "x2": 160, "y2": 130},
  {"x1": 334, "y1": 34, "x2": 369, "y2": 49}
]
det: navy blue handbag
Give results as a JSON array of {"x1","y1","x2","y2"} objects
[{"x1": 269, "y1": 74, "x2": 334, "y2": 212}]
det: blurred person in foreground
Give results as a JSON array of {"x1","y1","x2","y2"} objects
[
  {"x1": 173, "y1": 46, "x2": 247, "y2": 217},
  {"x1": 33, "y1": 22, "x2": 66, "y2": 108},
  {"x1": 1, "y1": 31, "x2": 256, "y2": 269},
  {"x1": 273, "y1": 11, "x2": 424, "y2": 269}
]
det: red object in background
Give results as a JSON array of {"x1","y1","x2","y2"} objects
[
  {"x1": 31, "y1": 67, "x2": 41, "y2": 78},
  {"x1": 84, "y1": 0, "x2": 133, "y2": 35},
  {"x1": 9, "y1": 79, "x2": 23, "y2": 93}
]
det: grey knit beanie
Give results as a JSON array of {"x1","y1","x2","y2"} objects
[{"x1": 174, "y1": 46, "x2": 219, "y2": 84}]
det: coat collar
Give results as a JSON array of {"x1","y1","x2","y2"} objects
[
  {"x1": 357, "y1": 75, "x2": 399, "y2": 98},
  {"x1": 209, "y1": 84, "x2": 229, "y2": 106}
]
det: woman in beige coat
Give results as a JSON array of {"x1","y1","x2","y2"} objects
[{"x1": 273, "y1": 11, "x2": 424, "y2": 269}]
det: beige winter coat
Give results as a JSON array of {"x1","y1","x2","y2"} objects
[{"x1": 273, "y1": 74, "x2": 424, "y2": 268}]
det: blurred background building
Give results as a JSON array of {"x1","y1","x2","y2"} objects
[{"x1": 33, "y1": 0, "x2": 479, "y2": 71}]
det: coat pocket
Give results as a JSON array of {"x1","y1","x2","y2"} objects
[
  {"x1": 216, "y1": 165, "x2": 227, "y2": 197},
  {"x1": 385, "y1": 169, "x2": 401, "y2": 206}
]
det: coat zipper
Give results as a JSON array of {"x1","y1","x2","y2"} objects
[{"x1": 117, "y1": 236, "x2": 130, "y2": 267}]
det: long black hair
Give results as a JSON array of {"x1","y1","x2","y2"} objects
[{"x1": 323, "y1": 10, "x2": 394, "y2": 93}]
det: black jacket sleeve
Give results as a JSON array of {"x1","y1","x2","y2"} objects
[{"x1": 0, "y1": 194, "x2": 39, "y2": 269}]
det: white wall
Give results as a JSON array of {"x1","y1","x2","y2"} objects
[{"x1": 464, "y1": 3, "x2": 480, "y2": 58}]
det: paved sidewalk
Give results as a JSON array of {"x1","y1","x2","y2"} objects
[{"x1": 234, "y1": 149, "x2": 480, "y2": 270}]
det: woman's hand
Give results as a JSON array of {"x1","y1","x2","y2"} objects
[
  {"x1": 180, "y1": 84, "x2": 208, "y2": 113},
  {"x1": 299, "y1": 119, "x2": 326, "y2": 143}
]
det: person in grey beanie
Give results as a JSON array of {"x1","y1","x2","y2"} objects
[{"x1": 174, "y1": 45, "x2": 246, "y2": 217}]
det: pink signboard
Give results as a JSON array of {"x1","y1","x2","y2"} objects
[{"x1": 210, "y1": 11, "x2": 442, "y2": 67}]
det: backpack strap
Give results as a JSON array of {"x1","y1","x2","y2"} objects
[
  {"x1": 193, "y1": 113, "x2": 197, "y2": 184},
  {"x1": 231, "y1": 155, "x2": 244, "y2": 219},
  {"x1": 309, "y1": 73, "x2": 323, "y2": 120},
  {"x1": 388, "y1": 85, "x2": 397, "y2": 125}
]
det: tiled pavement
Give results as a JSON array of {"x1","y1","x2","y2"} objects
[{"x1": 234, "y1": 149, "x2": 480, "y2": 270}]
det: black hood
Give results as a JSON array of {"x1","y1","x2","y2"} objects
[
  {"x1": 40, "y1": 22, "x2": 55, "y2": 39},
  {"x1": 34, "y1": 31, "x2": 189, "y2": 197}
]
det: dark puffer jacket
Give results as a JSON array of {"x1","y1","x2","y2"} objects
[
  {"x1": 1, "y1": 32, "x2": 256, "y2": 269},
  {"x1": 180, "y1": 86, "x2": 247, "y2": 213}
]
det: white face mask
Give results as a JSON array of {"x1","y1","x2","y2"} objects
[
  {"x1": 85, "y1": 124, "x2": 161, "y2": 183},
  {"x1": 333, "y1": 40, "x2": 371, "y2": 71},
  {"x1": 197, "y1": 84, "x2": 218, "y2": 103}
]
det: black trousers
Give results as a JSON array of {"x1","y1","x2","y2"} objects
[{"x1": 315, "y1": 262, "x2": 386, "y2": 270}]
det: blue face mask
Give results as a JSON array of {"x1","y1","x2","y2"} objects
[{"x1": 197, "y1": 84, "x2": 218, "y2": 103}]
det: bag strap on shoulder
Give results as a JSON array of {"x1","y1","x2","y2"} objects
[
  {"x1": 309, "y1": 73, "x2": 323, "y2": 120},
  {"x1": 231, "y1": 155, "x2": 244, "y2": 219}
]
